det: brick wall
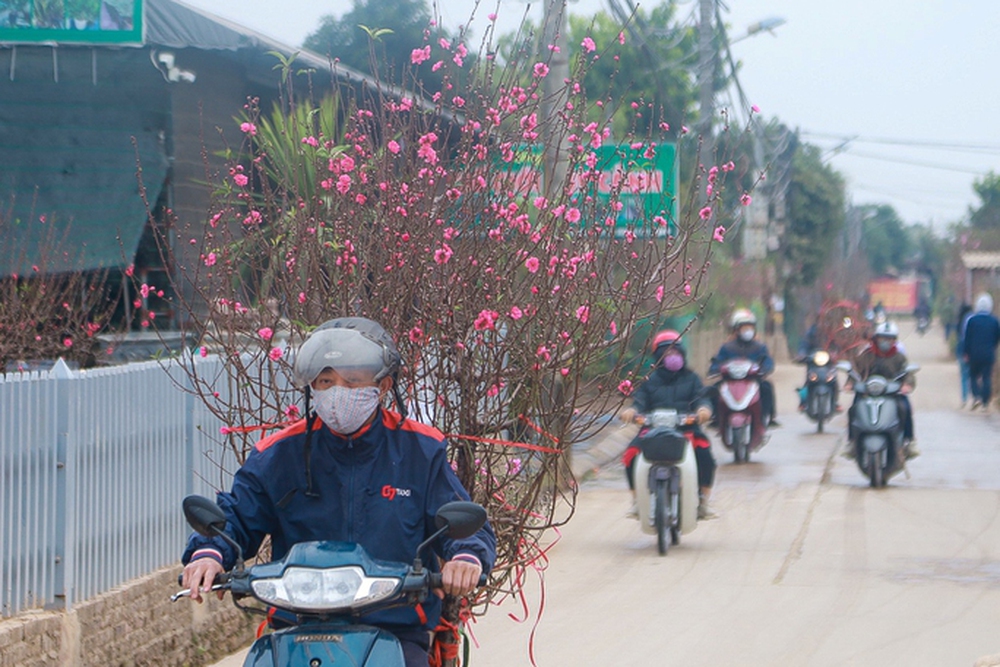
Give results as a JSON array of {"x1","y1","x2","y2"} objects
[{"x1": 0, "y1": 565, "x2": 256, "y2": 667}]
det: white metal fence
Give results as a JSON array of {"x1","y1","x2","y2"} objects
[{"x1": 0, "y1": 355, "x2": 249, "y2": 617}]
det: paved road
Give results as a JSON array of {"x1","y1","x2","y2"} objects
[
  {"x1": 209, "y1": 319, "x2": 1000, "y2": 666},
  {"x1": 466, "y1": 319, "x2": 1000, "y2": 666}
]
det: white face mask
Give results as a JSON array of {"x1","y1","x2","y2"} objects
[
  {"x1": 739, "y1": 328, "x2": 755, "y2": 342},
  {"x1": 876, "y1": 338, "x2": 895, "y2": 353},
  {"x1": 312, "y1": 385, "x2": 382, "y2": 435}
]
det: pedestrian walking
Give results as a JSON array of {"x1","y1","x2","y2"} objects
[
  {"x1": 959, "y1": 293, "x2": 1000, "y2": 411},
  {"x1": 956, "y1": 302, "x2": 972, "y2": 408}
]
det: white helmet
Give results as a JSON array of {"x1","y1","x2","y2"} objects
[
  {"x1": 730, "y1": 308, "x2": 757, "y2": 330},
  {"x1": 873, "y1": 320, "x2": 899, "y2": 338}
]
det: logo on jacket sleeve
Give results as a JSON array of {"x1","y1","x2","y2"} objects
[{"x1": 381, "y1": 485, "x2": 412, "y2": 501}]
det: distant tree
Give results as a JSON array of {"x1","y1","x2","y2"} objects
[
  {"x1": 303, "y1": 0, "x2": 456, "y2": 90},
  {"x1": 567, "y1": 4, "x2": 699, "y2": 137},
  {"x1": 968, "y1": 171, "x2": 1000, "y2": 231},
  {"x1": 857, "y1": 203, "x2": 912, "y2": 275},
  {"x1": 782, "y1": 143, "x2": 846, "y2": 286}
]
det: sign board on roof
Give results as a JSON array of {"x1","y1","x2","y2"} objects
[
  {"x1": 0, "y1": 0, "x2": 142, "y2": 46},
  {"x1": 494, "y1": 143, "x2": 678, "y2": 235}
]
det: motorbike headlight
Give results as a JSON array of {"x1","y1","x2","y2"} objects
[
  {"x1": 813, "y1": 351, "x2": 830, "y2": 366},
  {"x1": 726, "y1": 360, "x2": 752, "y2": 380},
  {"x1": 864, "y1": 376, "x2": 888, "y2": 396},
  {"x1": 648, "y1": 409, "x2": 679, "y2": 428},
  {"x1": 251, "y1": 566, "x2": 401, "y2": 612}
]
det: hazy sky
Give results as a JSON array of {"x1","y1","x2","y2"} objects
[{"x1": 182, "y1": 0, "x2": 1000, "y2": 229}]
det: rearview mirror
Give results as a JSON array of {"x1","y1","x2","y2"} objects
[
  {"x1": 905, "y1": 364, "x2": 921, "y2": 374},
  {"x1": 182, "y1": 495, "x2": 227, "y2": 537},
  {"x1": 434, "y1": 501, "x2": 488, "y2": 540}
]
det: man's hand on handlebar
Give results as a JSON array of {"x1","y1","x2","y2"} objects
[
  {"x1": 436, "y1": 558, "x2": 483, "y2": 599},
  {"x1": 696, "y1": 406, "x2": 712, "y2": 425},
  {"x1": 182, "y1": 558, "x2": 226, "y2": 603},
  {"x1": 620, "y1": 407, "x2": 638, "y2": 424}
]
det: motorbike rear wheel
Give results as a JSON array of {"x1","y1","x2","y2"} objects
[{"x1": 655, "y1": 480, "x2": 669, "y2": 555}]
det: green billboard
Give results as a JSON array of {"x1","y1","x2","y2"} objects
[
  {"x1": 494, "y1": 142, "x2": 679, "y2": 235},
  {"x1": 0, "y1": 0, "x2": 142, "y2": 45}
]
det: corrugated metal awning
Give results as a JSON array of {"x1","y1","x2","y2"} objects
[{"x1": 961, "y1": 252, "x2": 1000, "y2": 270}]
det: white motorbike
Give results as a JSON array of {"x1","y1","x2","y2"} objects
[{"x1": 633, "y1": 409, "x2": 699, "y2": 555}]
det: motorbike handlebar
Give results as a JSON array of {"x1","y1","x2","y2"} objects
[
  {"x1": 172, "y1": 572, "x2": 231, "y2": 602},
  {"x1": 636, "y1": 413, "x2": 701, "y2": 427},
  {"x1": 428, "y1": 573, "x2": 490, "y2": 589}
]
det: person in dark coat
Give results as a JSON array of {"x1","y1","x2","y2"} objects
[
  {"x1": 620, "y1": 330, "x2": 718, "y2": 520},
  {"x1": 959, "y1": 293, "x2": 1000, "y2": 410},
  {"x1": 709, "y1": 308, "x2": 778, "y2": 427},
  {"x1": 955, "y1": 302, "x2": 973, "y2": 407}
]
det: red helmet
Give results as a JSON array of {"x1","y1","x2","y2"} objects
[{"x1": 651, "y1": 329, "x2": 684, "y2": 356}]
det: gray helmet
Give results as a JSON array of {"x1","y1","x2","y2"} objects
[{"x1": 292, "y1": 317, "x2": 402, "y2": 389}]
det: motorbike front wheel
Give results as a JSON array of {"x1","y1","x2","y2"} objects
[
  {"x1": 655, "y1": 480, "x2": 669, "y2": 555},
  {"x1": 670, "y1": 484, "x2": 681, "y2": 546},
  {"x1": 868, "y1": 450, "x2": 885, "y2": 488},
  {"x1": 733, "y1": 425, "x2": 750, "y2": 463}
]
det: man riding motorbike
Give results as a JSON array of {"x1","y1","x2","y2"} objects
[
  {"x1": 180, "y1": 317, "x2": 497, "y2": 667},
  {"x1": 620, "y1": 330, "x2": 718, "y2": 520},
  {"x1": 797, "y1": 314, "x2": 840, "y2": 413},
  {"x1": 709, "y1": 308, "x2": 779, "y2": 427},
  {"x1": 843, "y1": 320, "x2": 920, "y2": 459}
]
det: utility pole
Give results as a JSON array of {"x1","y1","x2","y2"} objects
[
  {"x1": 696, "y1": 0, "x2": 715, "y2": 161},
  {"x1": 541, "y1": 0, "x2": 570, "y2": 198}
]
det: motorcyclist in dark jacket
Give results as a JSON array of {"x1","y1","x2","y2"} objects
[
  {"x1": 709, "y1": 308, "x2": 778, "y2": 427},
  {"x1": 181, "y1": 317, "x2": 497, "y2": 666},
  {"x1": 843, "y1": 320, "x2": 919, "y2": 459},
  {"x1": 796, "y1": 314, "x2": 840, "y2": 412},
  {"x1": 620, "y1": 330, "x2": 718, "y2": 520}
]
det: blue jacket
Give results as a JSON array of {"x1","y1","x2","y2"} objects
[
  {"x1": 709, "y1": 338, "x2": 775, "y2": 376},
  {"x1": 960, "y1": 311, "x2": 1000, "y2": 363},
  {"x1": 182, "y1": 409, "x2": 497, "y2": 642}
]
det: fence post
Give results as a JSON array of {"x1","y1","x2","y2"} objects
[
  {"x1": 183, "y1": 354, "x2": 195, "y2": 498},
  {"x1": 49, "y1": 358, "x2": 76, "y2": 611}
]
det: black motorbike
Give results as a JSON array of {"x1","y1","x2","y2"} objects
[
  {"x1": 798, "y1": 350, "x2": 838, "y2": 433},
  {"x1": 838, "y1": 361, "x2": 920, "y2": 488}
]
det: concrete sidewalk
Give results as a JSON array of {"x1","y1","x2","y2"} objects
[{"x1": 569, "y1": 414, "x2": 636, "y2": 482}]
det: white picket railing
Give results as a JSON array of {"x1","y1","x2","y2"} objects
[{"x1": 0, "y1": 355, "x2": 258, "y2": 617}]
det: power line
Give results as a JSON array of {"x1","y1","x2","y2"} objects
[
  {"x1": 802, "y1": 131, "x2": 1000, "y2": 155},
  {"x1": 827, "y1": 148, "x2": 993, "y2": 176}
]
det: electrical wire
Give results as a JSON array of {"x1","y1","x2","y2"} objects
[{"x1": 802, "y1": 131, "x2": 1000, "y2": 155}]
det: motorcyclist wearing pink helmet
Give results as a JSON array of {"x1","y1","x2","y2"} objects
[{"x1": 621, "y1": 330, "x2": 719, "y2": 520}]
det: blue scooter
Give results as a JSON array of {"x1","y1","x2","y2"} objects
[{"x1": 172, "y1": 496, "x2": 487, "y2": 665}]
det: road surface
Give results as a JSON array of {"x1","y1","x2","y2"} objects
[{"x1": 467, "y1": 319, "x2": 1000, "y2": 666}]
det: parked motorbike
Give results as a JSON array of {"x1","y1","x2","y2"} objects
[
  {"x1": 633, "y1": 409, "x2": 699, "y2": 555},
  {"x1": 838, "y1": 361, "x2": 920, "y2": 488},
  {"x1": 798, "y1": 350, "x2": 838, "y2": 433},
  {"x1": 714, "y1": 359, "x2": 768, "y2": 463},
  {"x1": 172, "y1": 496, "x2": 488, "y2": 666}
]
